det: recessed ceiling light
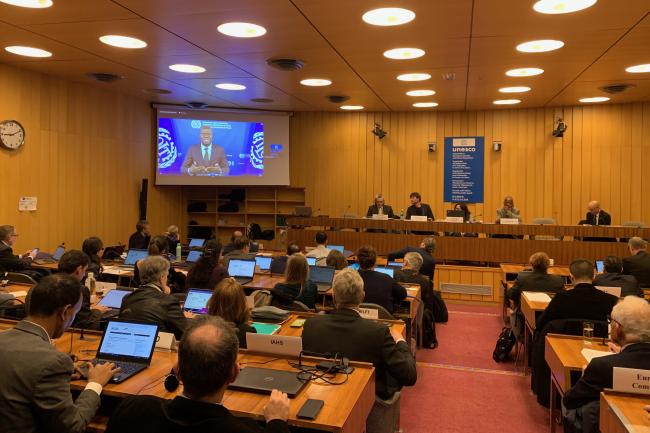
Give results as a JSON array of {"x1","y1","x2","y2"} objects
[
  {"x1": 413, "y1": 102, "x2": 438, "y2": 108},
  {"x1": 4, "y1": 45, "x2": 52, "y2": 57},
  {"x1": 406, "y1": 90, "x2": 436, "y2": 97},
  {"x1": 217, "y1": 22, "x2": 267, "y2": 38},
  {"x1": 579, "y1": 96, "x2": 609, "y2": 103},
  {"x1": 516, "y1": 39, "x2": 564, "y2": 53},
  {"x1": 0, "y1": 0, "x2": 52, "y2": 7},
  {"x1": 397, "y1": 73, "x2": 431, "y2": 82},
  {"x1": 499, "y1": 86, "x2": 531, "y2": 93},
  {"x1": 99, "y1": 35, "x2": 147, "y2": 49},
  {"x1": 505, "y1": 67, "x2": 544, "y2": 77},
  {"x1": 340, "y1": 105, "x2": 364, "y2": 110},
  {"x1": 383, "y1": 48, "x2": 425, "y2": 60},
  {"x1": 169, "y1": 64, "x2": 206, "y2": 73},
  {"x1": 493, "y1": 99, "x2": 521, "y2": 105},
  {"x1": 625, "y1": 64, "x2": 650, "y2": 73},
  {"x1": 362, "y1": 7, "x2": 415, "y2": 26},
  {"x1": 300, "y1": 78, "x2": 332, "y2": 87},
  {"x1": 215, "y1": 83, "x2": 246, "y2": 91},
  {"x1": 533, "y1": 0, "x2": 597, "y2": 14}
]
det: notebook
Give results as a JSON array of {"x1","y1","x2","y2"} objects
[
  {"x1": 189, "y1": 238, "x2": 205, "y2": 248},
  {"x1": 251, "y1": 322, "x2": 281, "y2": 335},
  {"x1": 309, "y1": 265, "x2": 335, "y2": 293},
  {"x1": 97, "y1": 289, "x2": 132, "y2": 309},
  {"x1": 228, "y1": 367, "x2": 307, "y2": 398},
  {"x1": 255, "y1": 255, "x2": 272, "y2": 271},
  {"x1": 228, "y1": 259, "x2": 256, "y2": 285},
  {"x1": 122, "y1": 249, "x2": 149, "y2": 267},
  {"x1": 375, "y1": 267, "x2": 395, "y2": 278},
  {"x1": 183, "y1": 289, "x2": 213, "y2": 314}
]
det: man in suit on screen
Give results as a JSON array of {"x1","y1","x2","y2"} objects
[{"x1": 182, "y1": 125, "x2": 230, "y2": 176}]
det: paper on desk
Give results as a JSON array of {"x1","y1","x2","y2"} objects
[
  {"x1": 102, "y1": 266, "x2": 132, "y2": 276},
  {"x1": 581, "y1": 348, "x2": 612, "y2": 364},
  {"x1": 522, "y1": 292, "x2": 552, "y2": 303},
  {"x1": 10, "y1": 291, "x2": 27, "y2": 298}
]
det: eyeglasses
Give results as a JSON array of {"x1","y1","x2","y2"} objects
[{"x1": 606, "y1": 315, "x2": 620, "y2": 327}]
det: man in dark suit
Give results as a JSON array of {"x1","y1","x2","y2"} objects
[
  {"x1": 563, "y1": 296, "x2": 650, "y2": 431},
  {"x1": 302, "y1": 268, "x2": 417, "y2": 400},
  {"x1": 270, "y1": 243, "x2": 301, "y2": 275},
  {"x1": 507, "y1": 252, "x2": 565, "y2": 306},
  {"x1": 594, "y1": 255, "x2": 643, "y2": 297},
  {"x1": 623, "y1": 237, "x2": 650, "y2": 288},
  {"x1": 357, "y1": 245, "x2": 406, "y2": 313},
  {"x1": 584, "y1": 200, "x2": 611, "y2": 226},
  {"x1": 405, "y1": 191, "x2": 434, "y2": 220},
  {"x1": 222, "y1": 236, "x2": 256, "y2": 268},
  {"x1": 58, "y1": 250, "x2": 106, "y2": 330},
  {"x1": 387, "y1": 237, "x2": 436, "y2": 280},
  {"x1": 181, "y1": 125, "x2": 230, "y2": 176},
  {"x1": 0, "y1": 224, "x2": 37, "y2": 272},
  {"x1": 536, "y1": 259, "x2": 618, "y2": 333},
  {"x1": 127, "y1": 220, "x2": 151, "y2": 250},
  {"x1": 366, "y1": 194, "x2": 395, "y2": 219},
  {"x1": 106, "y1": 316, "x2": 290, "y2": 433},
  {"x1": 0, "y1": 274, "x2": 118, "y2": 433}
]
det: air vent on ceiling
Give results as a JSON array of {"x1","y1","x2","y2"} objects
[
  {"x1": 251, "y1": 98, "x2": 274, "y2": 103},
  {"x1": 185, "y1": 102, "x2": 208, "y2": 109},
  {"x1": 86, "y1": 72, "x2": 123, "y2": 83},
  {"x1": 327, "y1": 95, "x2": 350, "y2": 103},
  {"x1": 266, "y1": 58, "x2": 305, "y2": 71},
  {"x1": 599, "y1": 83, "x2": 635, "y2": 94}
]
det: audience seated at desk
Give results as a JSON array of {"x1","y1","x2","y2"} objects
[
  {"x1": 59, "y1": 250, "x2": 105, "y2": 331},
  {"x1": 594, "y1": 255, "x2": 643, "y2": 297},
  {"x1": 563, "y1": 296, "x2": 650, "y2": 433},
  {"x1": 269, "y1": 243, "x2": 301, "y2": 275},
  {"x1": 304, "y1": 231, "x2": 331, "y2": 265},
  {"x1": 387, "y1": 237, "x2": 437, "y2": 280},
  {"x1": 105, "y1": 316, "x2": 290, "y2": 433},
  {"x1": 357, "y1": 246, "x2": 406, "y2": 314},
  {"x1": 272, "y1": 254, "x2": 318, "y2": 310},
  {"x1": 0, "y1": 224, "x2": 38, "y2": 274},
  {"x1": 82, "y1": 237, "x2": 104, "y2": 280},
  {"x1": 164, "y1": 224, "x2": 180, "y2": 254},
  {"x1": 222, "y1": 230, "x2": 259, "y2": 256},
  {"x1": 0, "y1": 274, "x2": 118, "y2": 433},
  {"x1": 120, "y1": 255, "x2": 188, "y2": 339},
  {"x1": 223, "y1": 236, "x2": 256, "y2": 268},
  {"x1": 127, "y1": 219, "x2": 151, "y2": 250},
  {"x1": 186, "y1": 239, "x2": 228, "y2": 291},
  {"x1": 507, "y1": 252, "x2": 565, "y2": 307},
  {"x1": 206, "y1": 278, "x2": 256, "y2": 348},
  {"x1": 366, "y1": 194, "x2": 395, "y2": 219},
  {"x1": 326, "y1": 249, "x2": 348, "y2": 270},
  {"x1": 133, "y1": 235, "x2": 186, "y2": 293},
  {"x1": 622, "y1": 237, "x2": 650, "y2": 288},
  {"x1": 302, "y1": 268, "x2": 417, "y2": 401}
]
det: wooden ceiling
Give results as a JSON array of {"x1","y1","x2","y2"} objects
[{"x1": 0, "y1": 0, "x2": 648, "y2": 111}]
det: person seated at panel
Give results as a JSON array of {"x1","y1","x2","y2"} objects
[
  {"x1": 272, "y1": 254, "x2": 318, "y2": 310},
  {"x1": 563, "y1": 296, "x2": 650, "y2": 433},
  {"x1": 622, "y1": 237, "x2": 650, "y2": 288},
  {"x1": 445, "y1": 203, "x2": 478, "y2": 237},
  {"x1": 535, "y1": 259, "x2": 618, "y2": 333},
  {"x1": 0, "y1": 274, "x2": 118, "y2": 433},
  {"x1": 222, "y1": 236, "x2": 256, "y2": 268},
  {"x1": 394, "y1": 252, "x2": 437, "y2": 348},
  {"x1": 387, "y1": 237, "x2": 437, "y2": 280},
  {"x1": 581, "y1": 200, "x2": 611, "y2": 226},
  {"x1": 105, "y1": 316, "x2": 290, "y2": 433},
  {"x1": 366, "y1": 193, "x2": 395, "y2": 219},
  {"x1": 507, "y1": 252, "x2": 565, "y2": 307},
  {"x1": 207, "y1": 278, "x2": 256, "y2": 348},
  {"x1": 186, "y1": 239, "x2": 228, "y2": 291},
  {"x1": 301, "y1": 268, "x2": 417, "y2": 401},
  {"x1": 304, "y1": 231, "x2": 331, "y2": 266},
  {"x1": 326, "y1": 249, "x2": 348, "y2": 270},
  {"x1": 133, "y1": 235, "x2": 186, "y2": 293},
  {"x1": 120, "y1": 256, "x2": 189, "y2": 340},
  {"x1": 58, "y1": 250, "x2": 106, "y2": 331},
  {"x1": 269, "y1": 242, "x2": 301, "y2": 275},
  {"x1": 593, "y1": 255, "x2": 643, "y2": 297},
  {"x1": 357, "y1": 245, "x2": 406, "y2": 314},
  {"x1": 181, "y1": 125, "x2": 230, "y2": 176},
  {"x1": 495, "y1": 196, "x2": 521, "y2": 223},
  {"x1": 127, "y1": 220, "x2": 151, "y2": 250},
  {"x1": 0, "y1": 224, "x2": 38, "y2": 273},
  {"x1": 82, "y1": 236, "x2": 104, "y2": 279},
  {"x1": 165, "y1": 225, "x2": 180, "y2": 254},
  {"x1": 405, "y1": 191, "x2": 434, "y2": 220}
]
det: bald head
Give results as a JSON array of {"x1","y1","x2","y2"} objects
[
  {"x1": 587, "y1": 201, "x2": 601, "y2": 215},
  {"x1": 628, "y1": 236, "x2": 647, "y2": 254}
]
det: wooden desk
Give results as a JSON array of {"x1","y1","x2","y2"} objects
[
  {"x1": 1, "y1": 282, "x2": 32, "y2": 303},
  {"x1": 520, "y1": 292, "x2": 551, "y2": 374},
  {"x1": 600, "y1": 391, "x2": 650, "y2": 433},
  {"x1": 279, "y1": 313, "x2": 407, "y2": 339},
  {"x1": 500, "y1": 264, "x2": 571, "y2": 282}
]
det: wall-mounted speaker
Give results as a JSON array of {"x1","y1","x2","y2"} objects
[{"x1": 139, "y1": 178, "x2": 148, "y2": 221}]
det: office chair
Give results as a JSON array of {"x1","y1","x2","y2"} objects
[{"x1": 6, "y1": 272, "x2": 37, "y2": 285}]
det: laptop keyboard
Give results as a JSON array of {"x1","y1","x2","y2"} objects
[{"x1": 92, "y1": 359, "x2": 145, "y2": 381}]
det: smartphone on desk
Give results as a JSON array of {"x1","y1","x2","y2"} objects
[{"x1": 297, "y1": 399, "x2": 324, "y2": 420}]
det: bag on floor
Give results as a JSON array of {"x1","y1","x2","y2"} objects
[
  {"x1": 492, "y1": 327, "x2": 516, "y2": 362},
  {"x1": 422, "y1": 309, "x2": 438, "y2": 349},
  {"x1": 431, "y1": 291, "x2": 448, "y2": 323}
]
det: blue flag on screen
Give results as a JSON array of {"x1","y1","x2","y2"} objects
[{"x1": 443, "y1": 136, "x2": 484, "y2": 203}]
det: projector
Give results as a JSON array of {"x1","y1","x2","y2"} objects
[{"x1": 372, "y1": 123, "x2": 387, "y2": 139}]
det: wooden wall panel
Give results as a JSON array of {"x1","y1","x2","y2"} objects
[
  {"x1": 290, "y1": 103, "x2": 650, "y2": 226},
  {"x1": 0, "y1": 64, "x2": 181, "y2": 253}
]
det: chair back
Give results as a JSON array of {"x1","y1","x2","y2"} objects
[
  {"x1": 366, "y1": 392, "x2": 401, "y2": 433},
  {"x1": 6, "y1": 272, "x2": 37, "y2": 285}
]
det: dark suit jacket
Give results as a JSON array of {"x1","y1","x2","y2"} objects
[
  {"x1": 127, "y1": 232, "x2": 150, "y2": 250},
  {"x1": 272, "y1": 281, "x2": 318, "y2": 309},
  {"x1": 0, "y1": 321, "x2": 101, "y2": 433},
  {"x1": 181, "y1": 143, "x2": 230, "y2": 175},
  {"x1": 585, "y1": 210, "x2": 611, "y2": 226},
  {"x1": 302, "y1": 308, "x2": 417, "y2": 399},
  {"x1": 120, "y1": 284, "x2": 189, "y2": 339},
  {"x1": 536, "y1": 283, "x2": 618, "y2": 333},
  {"x1": 507, "y1": 270, "x2": 565, "y2": 305},
  {"x1": 387, "y1": 246, "x2": 436, "y2": 280},
  {"x1": 269, "y1": 255, "x2": 288, "y2": 275},
  {"x1": 593, "y1": 273, "x2": 643, "y2": 297},
  {"x1": 73, "y1": 284, "x2": 102, "y2": 330},
  {"x1": 564, "y1": 343, "x2": 650, "y2": 409},
  {"x1": 406, "y1": 203, "x2": 434, "y2": 220},
  {"x1": 394, "y1": 268, "x2": 433, "y2": 311},
  {"x1": 106, "y1": 395, "x2": 288, "y2": 433},
  {"x1": 0, "y1": 242, "x2": 32, "y2": 272},
  {"x1": 366, "y1": 204, "x2": 395, "y2": 219},
  {"x1": 622, "y1": 250, "x2": 650, "y2": 287},
  {"x1": 358, "y1": 269, "x2": 407, "y2": 313}
]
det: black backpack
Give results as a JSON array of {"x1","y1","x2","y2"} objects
[
  {"x1": 492, "y1": 327, "x2": 516, "y2": 362},
  {"x1": 431, "y1": 291, "x2": 448, "y2": 323}
]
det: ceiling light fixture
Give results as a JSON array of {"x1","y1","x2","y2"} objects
[
  {"x1": 499, "y1": 86, "x2": 531, "y2": 93},
  {"x1": 505, "y1": 67, "x2": 544, "y2": 77},
  {"x1": 362, "y1": 7, "x2": 415, "y2": 26},
  {"x1": 406, "y1": 90, "x2": 436, "y2": 97},
  {"x1": 533, "y1": 0, "x2": 597, "y2": 14},
  {"x1": 215, "y1": 83, "x2": 246, "y2": 90},
  {"x1": 0, "y1": 0, "x2": 52, "y2": 8},
  {"x1": 300, "y1": 78, "x2": 332, "y2": 86},
  {"x1": 413, "y1": 102, "x2": 438, "y2": 108},
  {"x1": 99, "y1": 35, "x2": 147, "y2": 49},
  {"x1": 4, "y1": 45, "x2": 52, "y2": 57},
  {"x1": 169, "y1": 64, "x2": 206, "y2": 73},
  {"x1": 516, "y1": 39, "x2": 564, "y2": 53},
  {"x1": 397, "y1": 73, "x2": 431, "y2": 81},
  {"x1": 340, "y1": 105, "x2": 364, "y2": 110},
  {"x1": 383, "y1": 48, "x2": 425, "y2": 60},
  {"x1": 217, "y1": 22, "x2": 267, "y2": 38},
  {"x1": 579, "y1": 96, "x2": 609, "y2": 103},
  {"x1": 625, "y1": 64, "x2": 650, "y2": 73},
  {"x1": 493, "y1": 99, "x2": 521, "y2": 105}
]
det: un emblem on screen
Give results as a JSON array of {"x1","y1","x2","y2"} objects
[
  {"x1": 158, "y1": 127, "x2": 178, "y2": 169},
  {"x1": 250, "y1": 131, "x2": 264, "y2": 169}
]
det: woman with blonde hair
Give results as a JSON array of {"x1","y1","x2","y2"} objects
[
  {"x1": 273, "y1": 253, "x2": 318, "y2": 309},
  {"x1": 207, "y1": 278, "x2": 255, "y2": 348}
]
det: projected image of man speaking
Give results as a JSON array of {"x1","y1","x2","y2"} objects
[{"x1": 182, "y1": 125, "x2": 230, "y2": 176}]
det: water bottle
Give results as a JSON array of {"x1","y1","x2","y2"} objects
[
  {"x1": 176, "y1": 242, "x2": 182, "y2": 262},
  {"x1": 86, "y1": 272, "x2": 96, "y2": 298},
  {"x1": 399, "y1": 209, "x2": 405, "y2": 220}
]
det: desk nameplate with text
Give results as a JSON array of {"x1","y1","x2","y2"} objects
[
  {"x1": 613, "y1": 367, "x2": 650, "y2": 395},
  {"x1": 246, "y1": 333, "x2": 303, "y2": 357}
]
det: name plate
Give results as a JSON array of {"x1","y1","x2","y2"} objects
[
  {"x1": 246, "y1": 333, "x2": 303, "y2": 357},
  {"x1": 410, "y1": 215, "x2": 428, "y2": 222},
  {"x1": 155, "y1": 332, "x2": 178, "y2": 352},
  {"x1": 500, "y1": 218, "x2": 519, "y2": 225},
  {"x1": 445, "y1": 216, "x2": 464, "y2": 223},
  {"x1": 595, "y1": 286, "x2": 622, "y2": 298},
  {"x1": 372, "y1": 214, "x2": 389, "y2": 220},
  {"x1": 359, "y1": 308, "x2": 379, "y2": 319},
  {"x1": 613, "y1": 367, "x2": 650, "y2": 395}
]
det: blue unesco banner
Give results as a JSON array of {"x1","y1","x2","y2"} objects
[{"x1": 443, "y1": 136, "x2": 484, "y2": 203}]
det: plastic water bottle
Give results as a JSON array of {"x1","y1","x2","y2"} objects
[
  {"x1": 176, "y1": 243, "x2": 182, "y2": 262},
  {"x1": 86, "y1": 272, "x2": 96, "y2": 296},
  {"x1": 399, "y1": 209, "x2": 405, "y2": 220}
]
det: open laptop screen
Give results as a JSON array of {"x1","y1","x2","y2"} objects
[
  {"x1": 309, "y1": 265, "x2": 335, "y2": 285},
  {"x1": 97, "y1": 320, "x2": 158, "y2": 362},
  {"x1": 124, "y1": 249, "x2": 149, "y2": 266},
  {"x1": 228, "y1": 259, "x2": 256, "y2": 278},
  {"x1": 255, "y1": 256, "x2": 272, "y2": 270},
  {"x1": 186, "y1": 250, "x2": 203, "y2": 263},
  {"x1": 52, "y1": 246, "x2": 65, "y2": 261},
  {"x1": 306, "y1": 257, "x2": 317, "y2": 266},
  {"x1": 387, "y1": 261, "x2": 404, "y2": 268},
  {"x1": 189, "y1": 238, "x2": 205, "y2": 248},
  {"x1": 97, "y1": 289, "x2": 131, "y2": 309},
  {"x1": 184, "y1": 289, "x2": 212, "y2": 314},
  {"x1": 375, "y1": 267, "x2": 395, "y2": 278},
  {"x1": 328, "y1": 245, "x2": 344, "y2": 253}
]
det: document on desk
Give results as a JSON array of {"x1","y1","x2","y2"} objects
[
  {"x1": 102, "y1": 266, "x2": 132, "y2": 276},
  {"x1": 581, "y1": 348, "x2": 612, "y2": 364},
  {"x1": 522, "y1": 292, "x2": 552, "y2": 303}
]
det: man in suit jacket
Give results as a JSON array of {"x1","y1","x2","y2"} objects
[
  {"x1": 584, "y1": 200, "x2": 611, "y2": 226},
  {"x1": 366, "y1": 194, "x2": 395, "y2": 219},
  {"x1": 222, "y1": 236, "x2": 256, "y2": 269},
  {"x1": 0, "y1": 274, "x2": 117, "y2": 433},
  {"x1": 127, "y1": 219, "x2": 151, "y2": 250},
  {"x1": 182, "y1": 125, "x2": 230, "y2": 176},
  {"x1": 302, "y1": 268, "x2": 417, "y2": 400},
  {"x1": 357, "y1": 245, "x2": 406, "y2": 313},
  {"x1": 106, "y1": 316, "x2": 290, "y2": 433},
  {"x1": 594, "y1": 255, "x2": 643, "y2": 297},
  {"x1": 536, "y1": 259, "x2": 618, "y2": 333},
  {"x1": 405, "y1": 191, "x2": 434, "y2": 220},
  {"x1": 507, "y1": 252, "x2": 565, "y2": 306},
  {"x1": 0, "y1": 224, "x2": 37, "y2": 272},
  {"x1": 623, "y1": 237, "x2": 650, "y2": 287},
  {"x1": 387, "y1": 237, "x2": 437, "y2": 280}
]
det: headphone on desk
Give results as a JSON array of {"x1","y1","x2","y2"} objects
[{"x1": 164, "y1": 368, "x2": 179, "y2": 392}]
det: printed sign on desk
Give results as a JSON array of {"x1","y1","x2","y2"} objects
[
  {"x1": 444, "y1": 137, "x2": 484, "y2": 203},
  {"x1": 613, "y1": 367, "x2": 650, "y2": 395}
]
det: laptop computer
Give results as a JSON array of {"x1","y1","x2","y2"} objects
[
  {"x1": 295, "y1": 206, "x2": 312, "y2": 217},
  {"x1": 186, "y1": 250, "x2": 203, "y2": 263},
  {"x1": 189, "y1": 238, "x2": 205, "y2": 248},
  {"x1": 255, "y1": 255, "x2": 272, "y2": 271},
  {"x1": 34, "y1": 245, "x2": 66, "y2": 265},
  {"x1": 387, "y1": 261, "x2": 404, "y2": 268},
  {"x1": 183, "y1": 288, "x2": 213, "y2": 314},
  {"x1": 306, "y1": 256, "x2": 317, "y2": 266},
  {"x1": 97, "y1": 289, "x2": 132, "y2": 309},
  {"x1": 228, "y1": 259, "x2": 256, "y2": 285},
  {"x1": 88, "y1": 320, "x2": 159, "y2": 383},
  {"x1": 228, "y1": 367, "x2": 307, "y2": 398},
  {"x1": 309, "y1": 265, "x2": 335, "y2": 293},
  {"x1": 121, "y1": 249, "x2": 149, "y2": 267},
  {"x1": 328, "y1": 244, "x2": 353, "y2": 258},
  {"x1": 375, "y1": 266, "x2": 395, "y2": 278}
]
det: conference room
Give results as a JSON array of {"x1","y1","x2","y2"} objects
[{"x1": 1, "y1": 0, "x2": 650, "y2": 432}]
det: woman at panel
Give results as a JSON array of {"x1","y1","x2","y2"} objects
[
  {"x1": 133, "y1": 235, "x2": 186, "y2": 293},
  {"x1": 206, "y1": 277, "x2": 256, "y2": 348},
  {"x1": 185, "y1": 239, "x2": 228, "y2": 291},
  {"x1": 272, "y1": 254, "x2": 318, "y2": 309},
  {"x1": 82, "y1": 236, "x2": 104, "y2": 279}
]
